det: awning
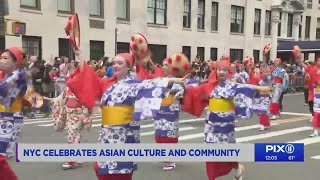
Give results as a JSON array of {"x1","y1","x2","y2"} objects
[{"x1": 277, "y1": 40, "x2": 320, "y2": 52}]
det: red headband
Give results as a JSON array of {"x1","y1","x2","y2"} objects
[
  {"x1": 217, "y1": 60, "x2": 232, "y2": 72},
  {"x1": 1, "y1": 47, "x2": 23, "y2": 67},
  {"x1": 116, "y1": 53, "x2": 134, "y2": 67}
]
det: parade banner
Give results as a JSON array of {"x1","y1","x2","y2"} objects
[{"x1": 15, "y1": 143, "x2": 304, "y2": 163}]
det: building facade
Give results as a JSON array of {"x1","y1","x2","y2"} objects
[{"x1": 0, "y1": 0, "x2": 318, "y2": 64}]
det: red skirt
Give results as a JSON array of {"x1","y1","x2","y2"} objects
[
  {"x1": 0, "y1": 156, "x2": 18, "y2": 180},
  {"x1": 206, "y1": 162, "x2": 238, "y2": 180}
]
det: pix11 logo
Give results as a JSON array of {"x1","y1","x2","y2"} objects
[{"x1": 265, "y1": 144, "x2": 295, "y2": 154}]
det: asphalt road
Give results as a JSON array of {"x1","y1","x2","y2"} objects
[{"x1": 8, "y1": 93, "x2": 319, "y2": 180}]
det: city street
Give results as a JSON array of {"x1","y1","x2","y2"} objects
[{"x1": 9, "y1": 93, "x2": 319, "y2": 180}]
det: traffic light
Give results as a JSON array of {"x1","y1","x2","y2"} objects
[{"x1": 12, "y1": 22, "x2": 26, "y2": 35}]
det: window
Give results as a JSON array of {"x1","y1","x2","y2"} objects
[
  {"x1": 148, "y1": 44, "x2": 167, "y2": 64},
  {"x1": 183, "y1": 0, "x2": 191, "y2": 28},
  {"x1": 197, "y1": 47, "x2": 205, "y2": 61},
  {"x1": 0, "y1": 36, "x2": 5, "y2": 51},
  {"x1": 23, "y1": 36, "x2": 42, "y2": 59},
  {"x1": 90, "y1": 0, "x2": 104, "y2": 18},
  {"x1": 253, "y1": 50, "x2": 260, "y2": 63},
  {"x1": 211, "y1": 1, "x2": 218, "y2": 31},
  {"x1": 58, "y1": 38, "x2": 74, "y2": 60},
  {"x1": 316, "y1": 18, "x2": 320, "y2": 39},
  {"x1": 265, "y1": 10, "x2": 271, "y2": 36},
  {"x1": 20, "y1": 0, "x2": 41, "y2": 10},
  {"x1": 117, "y1": 0, "x2": 130, "y2": 21},
  {"x1": 197, "y1": 0, "x2": 205, "y2": 29},
  {"x1": 307, "y1": 0, "x2": 312, "y2": 9},
  {"x1": 278, "y1": 12, "x2": 282, "y2": 36},
  {"x1": 117, "y1": 42, "x2": 130, "y2": 54},
  {"x1": 254, "y1": 9, "x2": 261, "y2": 35},
  {"x1": 230, "y1": 6, "x2": 244, "y2": 33},
  {"x1": 304, "y1": 52, "x2": 309, "y2": 60},
  {"x1": 90, "y1": 41, "x2": 105, "y2": 60},
  {"x1": 287, "y1": 14, "x2": 293, "y2": 37},
  {"x1": 147, "y1": 0, "x2": 167, "y2": 25},
  {"x1": 230, "y1": 49, "x2": 243, "y2": 62},
  {"x1": 182, "y1": 46, "x2": 191, "y2": 60},
  {"x1": 305, "y1": 16, "x2": 311, "y2": 39},
  {"x1": 299, "y1": 15, "x2": 302, "y2": 38},
  {"x1": 210, "y1": 48, "x2": 218, "y2": 60},
  {"x1": 58, "y1": 0, "x2": 74, "y2": 14}
]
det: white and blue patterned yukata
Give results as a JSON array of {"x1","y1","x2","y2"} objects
[
  {"x1": 313, "y1": 83, "x2": 320, "y2": 113},
  {"x1": 97, "y1": 75, "x2": 168, "y2": 175},
  {"x1": 252, "y1": 76, "x2": 272, "y2": 115},
  {"x1": 204, "y1": 81, "x2": 259, "y2": 144},
  {"x1": 271, "y1": 67, "x2": 286, "y2": 103},
  {"x1": 185, "y1": 78, "x2": 200, "y2": 87},
  {"x1": 231, "y1": 72, "x2": 246, "y2": 84},
  {"x1": 0, "y1": 69, "x2": 29, "y2": 155},
  {"x1": 154, "y1": 83, "x2": 184, "y2": 139},
  {"x1": 239, "y1": 71, "x2": 249, "y2": 83}
]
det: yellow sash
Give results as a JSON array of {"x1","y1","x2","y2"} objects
[
  {"x1": 101, "y1": 106, "x2": 134, "y2": 126},
  {"x1": 0, "y1": 96, "x2": 23, "y2": 113},
  {"x1": 208, "y1": 98, "x2": 234, "y2": 112},
  {"x1": 259, "y1": 91, "x2": 270, "y2": 95},
  {"x1": 161, "y1": 94, "x2": 175, "y2": 106},
  {"x1": 316, "y1": 85, "x2": 320, "y2": 93}
]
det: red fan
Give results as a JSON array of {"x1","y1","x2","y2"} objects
[
  {"x1": 263, "y1": 44, "x2": 271, "y2": 55},
  {"x1": 292, "y1": 45, "x2": 301, "y2": 60},
  {"x1": 244, "y1": 56, "x2": 255, "y2": 68},
  {"x1": 65, "y1": 13, "x2": 80, "y2": 50}
]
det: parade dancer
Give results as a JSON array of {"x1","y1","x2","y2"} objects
[
  {"x1": 238, "y1": 64, "x2": 249, "y2": 83},
  {"x1": 152, "y1": 54, "x2": 190, "y2": 171},
  {"x1": 64, "y1": 87, "x2": 93, "y2": 169},
  {"x1": 269, "y1": 58, "x2": 287, "y2": 120},
  {"x1": 44, "y1": 68, "x2": 93, "y2": 170},
  {"x1": 0, "y1": 47, "x2": 30, "y2": 180},
  {"x1": 249, "y1": 67, "x2": 272, "y2": 131},
  {"x1": 302, "y1": 60, "x2": 316, "y2": 123},
  {"x1": 296, "y1": 57, "x2": 320, "y2": 137},
  {"x1": 67, "y1": 46, "x2": 184, "y2": 180},
  {"x1": 182, "y1": 58, "x2": 271, "y2": 180},
  {"x1": 230, "y1": 62, "x2": 246, "y2": 127},
  {"x1": 129, "y1": 34, "x2": 191, "y2": 171},
  {"x1": 63, "y1": 67, "x2": 93, "y2": 169}
]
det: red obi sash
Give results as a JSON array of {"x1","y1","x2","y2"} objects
[{"x1": 273, "y1": 77, "x2": 283, "y2": 84}]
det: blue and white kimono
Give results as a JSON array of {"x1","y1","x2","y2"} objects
[
  {"x1": 154, "y1": 83, "x2": 184, "y2": 139},
  {"x1": 239, "y1": 71, "x2": 249, "y2": 83},
  {"x1": 97, "y1": 75, "x2": 169, "y2": 175},
  {"x1": 0, "y1": 69, "x2": 29, "y2": 155},
  {"x1": 252, "y1": 76, "x2": 272, "y2": 115},
  {"x1": 205, "y1": 81, "x2": 259, "y2": 144},
  {"x1": 231, "y1": 72, "x2": 246, "y2": 84},
  {"x1": 185, "y1": 78, "x2": 200, "y2": 87},
  {"x1": 270, "y1": 67, "x2": 287, "y2": 103}
]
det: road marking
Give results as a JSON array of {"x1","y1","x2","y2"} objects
[
  {"x1": 179, "y1": 123, "x2": 280, "y2": 141},
  {"x1": 289, "y1": 137, "x2": 320, "y2": 145},
  {"x1": 237, "y1": 126, "x2": 312, "y2": 142},
  {"x1": 311, "y1": 155, "x2": 320, "y2": 159},
  {"x1": 24, "y1": 120, "x2": 58, "y2": 125},
  {"x1": 284, "y1": 93, "x2": 303, "y2": 96},
  {"x1": 275, "y1": 117, "x2": 310, "y2": 124},
  {"x1": 281, "y1": 112, "x2": 312, "y2": 116},
  {"x1": 140, "y1": 127, "x2": 196, "y2": 136}
]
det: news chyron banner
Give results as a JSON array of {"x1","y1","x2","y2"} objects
[{"x1": 15, "y1": 143, "x2": 304, "y2": 162}]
